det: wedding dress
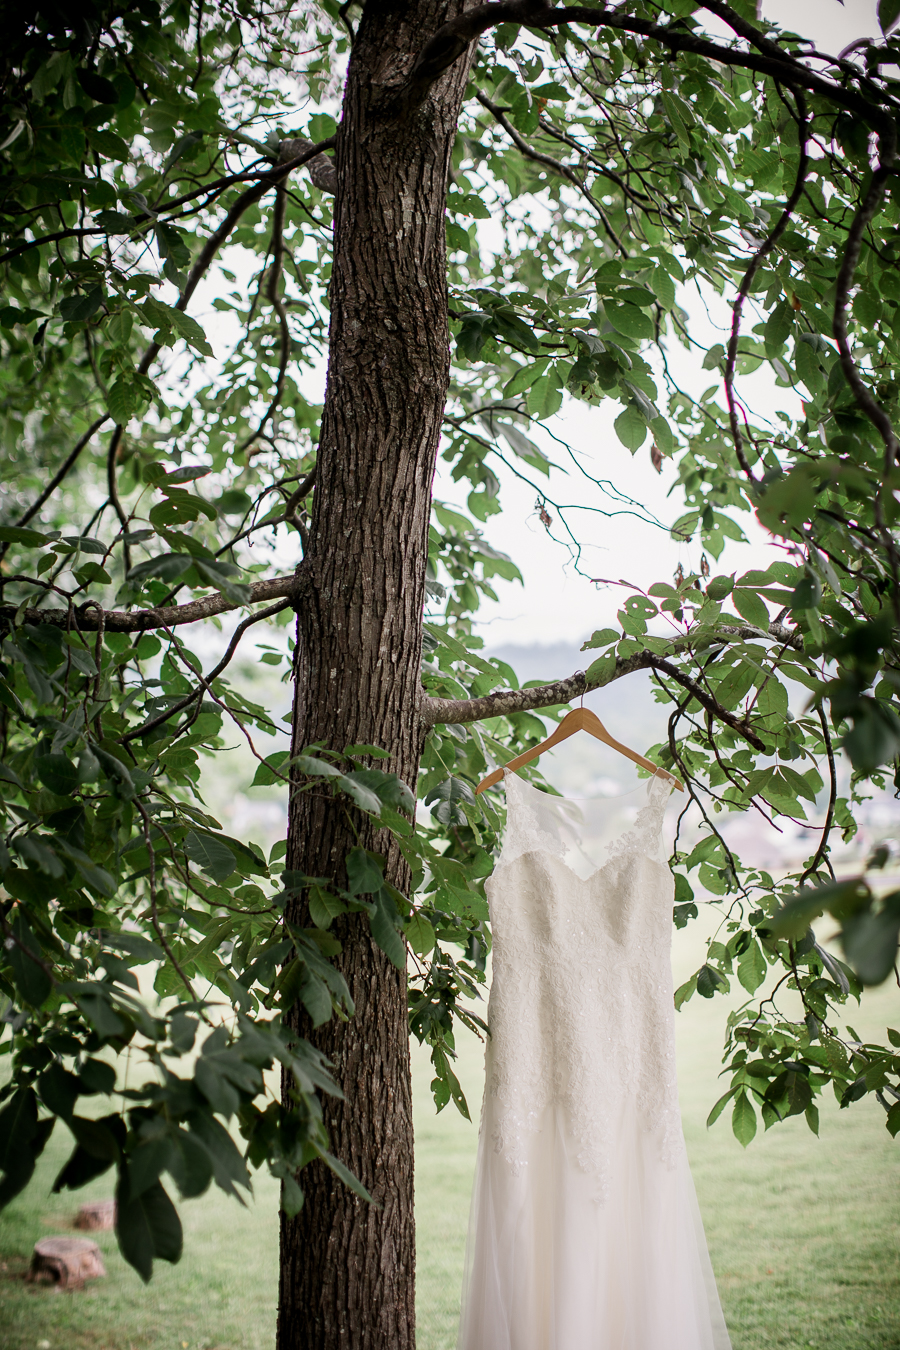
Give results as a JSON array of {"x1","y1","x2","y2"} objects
[{"x1": 457, "y1": 769, "x2": 731, "y2": 1350}]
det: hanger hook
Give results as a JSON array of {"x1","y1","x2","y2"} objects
[{"x1": 574, "y1": 669, "x2": 585, "y2": 708}]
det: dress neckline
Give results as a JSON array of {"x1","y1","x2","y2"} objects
[
  {"x1": 503, "y1": 768, "x2": 672, "y2": 805},
  {"x1": 495, "y1": 769, "x2": 674, "y2": 883}
]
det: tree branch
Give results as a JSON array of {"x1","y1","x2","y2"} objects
[
  {"x1": 832, "y1": 143, "x2": 899, "y2": 464},
  {"x1": 831, "y1": 119, "x2": 900, "y2": 615},
  {"x1": 402, "y1": 4, "x2": 890, "y2": 131},
  {"x1": 401, "y1": 0, "x2": 555, "y2": 111},
  {"x1": 0, "y1": 574, "x2": 298, "y2": 633},
  {"x1": 421, "y1": 626, "x2": 805, "y2": 750},
  {"x1": 277, "y1": 138, "x2": 337, "y2": 195}
]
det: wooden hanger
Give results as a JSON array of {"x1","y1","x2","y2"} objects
[{"x1": 474, "y1": 705, "x2": 684, "y2": 795}]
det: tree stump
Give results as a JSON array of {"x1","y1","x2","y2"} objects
[
  {"x1": 74, "y1": 1200, "x2": 116, "y2": 1231},
  {"x1": 27, "y1": 1237, "x2": 106, "y2": 1290}
]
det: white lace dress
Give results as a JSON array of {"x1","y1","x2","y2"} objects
[{"x1": 457, "y1": 770, "x2": 732, "y2": 1350}]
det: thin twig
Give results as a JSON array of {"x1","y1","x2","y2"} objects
[
  {"x1": 123, "y1": 598, "x2": 291, "y2": 742},
  {"x1": 134, "y1": 796, "x2": 198, "y2": 1002},
  {"x1": 239, "y1": 183, "x2": 290, "y2": 456},
  {"x1": 106, "y1": 426, "x2": 131, "y2": 575},
  {"x1": 798, "y1": 707, "x2": 838, "y2": 885},
  {"x1": 724, "y1": 90, "x2": 809, "y2": 482}
]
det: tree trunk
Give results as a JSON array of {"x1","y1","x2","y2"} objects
[{"x1": 277, "y1": 4, "x2": 474, "y2": 1348}]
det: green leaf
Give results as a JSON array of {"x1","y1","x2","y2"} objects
[
  {"x1": 0, "y1": 1088, "x2": 37, "y2": 1176},
  {"x1": 34, "y1": 752, "x2": 79, "y2": 795},
  {"x1": 614, "y1": 405, "x2": 648, "y2": 451},
  {"x1": 585, "y1": 652, "x2": 616, "y2": 687},
  {"x1": 94, "y1": 747, "x2": 136, "y2": 799},
  {"x1": 503, "y1": 358, "x2": 550, "y2": 397},
  {"x1": 769, "y1": 877, "x2": 870, "y2": 939},
  {"x1": 8, "y1": 912, "x2": 51, "y2": 1007},
  {"x1": 707, "y1": 1087, "x2": 736, "y2": 1128},
  {"x1": 404, "y1": 912, "x2": 436, "y2": 957},
  {"x1": 345, "y1": 848, "x2": 385, "y2": 896},
  {"x1": 292, "y1": 754, "x2": 344, "y2": 780},
  {"x1": 107, "y1": 378, "x2": 139, "y2": 425},
  {"x1": 313, "y1": 1146, "x2": 373, "y2": 1204},
  {"x1": 696, "y1": 964, "x2": 727, "y2": 999},
  {"x1": 732, "y1": 1090, "x2": 757, "y2": 1147},
  {"x1": 345, "y1": 768, "x2": 415, "y2": 813},
  {"x1": 526, "y1": 374, "x2": 563, "y2": 420},
  {"x1": 423, "y1": 776, "x2": 476, "y2": 826},
  {"x1": 296, "y1": 965, "x2": 333, "y2": 1026},
  {"x1": 731, "y1": 588, "x2": 769, "y2": 630},
  {"x1": 250, "y1": 750, "x2": 290, "y2": 787},
  {"x1": 842, "y1": 901, "x2": 900, "y2": 985},
  {"x1": 0, "y1": 526, "x2": 53, "y2": 546},
  {"x1": 582, "y1": 627, "x2": 619, "y2": 650},
  {"x1": 116, "y1": 1175, "x2": 183, "y2": 1282},
  {"x1": 77, "y1": 69, "x2": 119, "y2": 103},
  {"x1": 764, "y1": 300, "x2": 794, "y2": 353},
  {"x1": 0, "y1": 1088, "x2": 53, "y2": 1208},
  {"x1": 149, "y1": 495, "x2": 208, "y2": 528},
  {"x1": 184, "y1": 831, "x2": 236, "y2": 882},
  {"x1": 606, "y1": 303, "x2": 653, "y2": 340},
  {"x1": 79, "y1": 1057, "x2": 117, "y2": 1094},
  {"x1": 370, "y1": 888, "x2": 407, "y2": 968},
  {"x1": 143, "y1": 299, "x2": 212, "y2": 356},
  {"x1": 88, "y1": 128, "x2": 131, "y2": 161},
  {"x1": 59, "y1": 286, "x2": 104, "y2": 323},
  {"x1": 53, "y1": 1112, "x2": 125, "y2": 1194},
  {"x1": 308, "y1": 886, "x2": 348, "y2": 928},
  {"x1": 737, "y1": 938, "x2": 766, "y2": 994},
  {"x1": 37, "y1": 1063, "x2": 80, "y2": 1119},
  {"x1": 674, "y1": 974, "x2": 696, "y2": 1009},
  {"x1": 337, "y1": 774, "x2": 383, "y2": 814},
  {"x1": 878, "y1": 0, "x2": 900, "y2": 34},
  {"x1": 711, "y1": 660, "x2": 756, "y2": 710}
]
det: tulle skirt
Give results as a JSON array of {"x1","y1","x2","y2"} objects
[{"x1": 457, "y1": 1091, "x2": 732, "y2": 1350}]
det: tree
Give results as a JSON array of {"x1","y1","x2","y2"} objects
[{"x1": 2, "y1": 0, "x2": 900, "y2": 1345}]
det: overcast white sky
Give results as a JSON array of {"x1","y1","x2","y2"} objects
[{"x1": 435, "y1": 0, "x2": 882, "y2": 648}]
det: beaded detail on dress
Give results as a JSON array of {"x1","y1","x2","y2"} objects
[{"x1": 484, "y1": 770, "x2": 681, "y2": 1198}]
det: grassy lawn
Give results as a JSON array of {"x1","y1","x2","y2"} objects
[{"x1": 2, "y1": 930, "x2": 898, "y2": 1349}]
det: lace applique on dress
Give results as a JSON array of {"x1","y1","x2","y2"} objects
[
  {"x1": 495, "y1": 769, "x2": 568, "y2": 872},
  {"x1": 603, "y1": 771, "x2": 672, "y2": 868}
]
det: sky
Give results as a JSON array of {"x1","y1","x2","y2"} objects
[{"x1": 433, "y1": 0, "x2": 883, "y2": 650}]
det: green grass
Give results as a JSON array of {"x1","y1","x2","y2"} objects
[
  {"x1": 3, "y1": 948, "x2": 899, "y2": 1350},
  {"x1": 0, "y1": 1128, "x2": 279, "y2": 1350}
]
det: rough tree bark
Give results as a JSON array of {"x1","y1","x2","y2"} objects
[{"x1": 277, "y1": 3, "x2": 476, "y2": 1348}]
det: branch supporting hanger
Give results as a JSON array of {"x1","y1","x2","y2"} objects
[{"x1": 474, "y1": 699, "x2": 684, "y2": 796}]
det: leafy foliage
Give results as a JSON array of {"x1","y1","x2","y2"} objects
[{"x1": 2, "y1": 0, "x2": 900, "y2": 1279}]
